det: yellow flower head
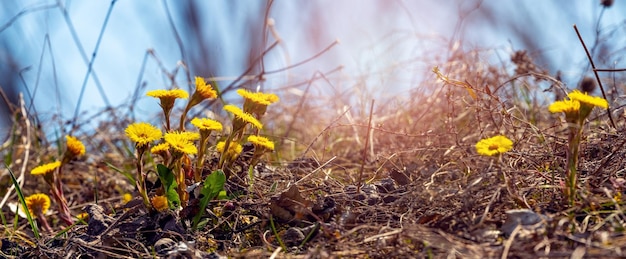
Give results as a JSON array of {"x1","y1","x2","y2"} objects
[
  {"x1": 191, "y1": 117, "x2": 223, "y2": 132},
  {"x1": 237, "y1": 89, "x2": 279, "y2": 106},
  {"x1": 567, "y1": 90, "x2": 608, "y2": 109},
  {"x1": 146, "y1": 89, "x2": 189, "y2": 100},
  {"x1": 179, "y1": 131, "x2": 200, "y2": 141},
  {"x1": 65, "y1": 135, "x2": 86, "y2": 157},
  {"x1": 194, "y1": 76, "x2": 218, "y2": 100},
  {"x1": 164, "y1": 132, "x2": 198, "y2": 155},
  {"x1": 224, "y1": 104, "x2": 263, "y2": 129},
  {"x1": 76, "y1": 212, "x2": 89, "y2": 222},
  {"x1": 475, "y1": 135, "x2": 513, "y2": 156},
  {"x1": 150, "y1": 142, "x2": 170, "y2": 156},
  {"x1": 217, "y1": 141, "x2": 243, "y2": 158},
  {"x1": 122, "y1": 193, "x2": 133, "y2": 204},
  {"x1": 237, "y1": 89, "x2": 279, "y2": 117},
  {"x1": 125, "y1": 122, "x2": 163, "y2": 147},
  {"x1": 549, "y1": 99, "x2": 580, "y2": 114},
  {"x1": 147, "y1": 89, "x2": 189, "y2": 114},
  {"x1": 31, "y1": 161, "x2": 61, "y2": 175},
  {"x1": 24, "y1": 193, "x2": 51, "y2": 217},
  {"x1": 151, "y1": 195, "x2": 169, "y2": 212},
  {"x1": 247, "y1": 135, "x2": 275, "y2": 151}
]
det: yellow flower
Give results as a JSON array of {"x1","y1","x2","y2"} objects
[
  {"x1": 247, "y1": 135, "x2": 274, "y2": 151},
  {"x1": 65, "y1": 135, "x2": 86, "y2": 157},
  {"x1": 24, "y1": 193, "x2": 51, "y2": 218},
  {"x1": 76, "y1": 212, "x2": 89, "y2": 222},
  {"x1": 237, "y1": 89, "x2": 279, "y2": 105},
  {"x1": 191, "y1": 118, "x2": 223, "y2": 131},
  {"x1": 146, "y1": 89, "x2": 189, "y2": 100},
  {"x1": 179, "y1": 131, "x2": 200, "y2": 141},
  {"x1": 568, "y1": 90, "x2": 608, "y2": 109},
  {"x1": 122, "y1": 193, "x2": 133, "y2": 204},
  {"x1": 224, "y1": 104, "x2": 263, "y2": 129},
  {"x1": 31, "y1": 161, "x2": 61, "y2": 175},
  {"x1": 150, "y1": 142, "x2": 170, "y2": 155},
  {"x1": 194, "y1": 76, "x2": 218, "y2": 99},
  {"x1": 548, "y1": 99, "x2": 580, "y2": 114},
  {"x1": 164, "y1": 132, "x2": 198, "y2": 155},
  {"x1": 125, "y1": 122, "x2": 163, "y2": 147},
  {"x1": 237, "y1": 89, "x2": 279, "y2": 117},
  {"x1": 475, "y1": 135, "x2": 513, "y2": 156},
  {"x1": 216, "y1": 141, "x2": 243, "y2": 158},
  {"x1": 151, "y1": 195, "x2": 169, "y2": 212}
]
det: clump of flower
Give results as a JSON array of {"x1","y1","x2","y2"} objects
[
  {"x1": 124, "y1": 78, "x2": 279, "y2": 215},
  {"x1": 29, "y1": 135, "x2": 86, "y2": 226},
  {"x1": 549, "y1": 90, "x2": 608, "y2": 205},
  {"x1": 125, "y1": 122, "x2": 163, "y2": 210},
  {"x1": 24, "y1": 193, "x2": 52, "y2": 232}
]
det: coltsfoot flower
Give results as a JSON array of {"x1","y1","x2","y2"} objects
[
  {"x1": 191, "y1": 118, "x2": 223, "y2": 132},
  {"x1": 217, "y1": 141, "x2": 243, "y2": 158},
  {"x1": 224, "y1": 104, "x2": 263, "y2": 130},
  {"x1": 31, "y1": 161, "x2": 61, "y2": 175},
  {"x1": 65, "y1": 135, "x2": 86, "y2": 157},
  {"x1": 567, "y1": 90, "x2": 608, "y2": 109},
  {"x1": 548, "y1": 99, "x2": 580, "y2": 114},
  {"x1": 147, "y1": 89, "x2": 189, "y2": 101},
  {"x1": 125, "y1": 122, "x2": 163, "y2": 147},
  {"x1": 247, "y1": 135, "x2": 274, "y2": 151},
  {"x1": 151, "y1": 195, "x2": 169, "y2": 212},
  {"x1": 194, "y1": 77, "x2": 218, "y2": 100},
  {"x1": 475, "y1": 135, "x2": 513, "y2": 156},
  {"x1": 24, "y1": 193, "x2": 51, "y2": 218},
  {"x1": 164, "y1": 132, "x2": 198, "y2": 155}
]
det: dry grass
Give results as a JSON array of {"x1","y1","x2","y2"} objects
[{"x1": 2, "y1": 31, "x2": 626, "y2": 259}]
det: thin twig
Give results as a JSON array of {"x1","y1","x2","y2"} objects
[
  {"x1": 573, "y1": 24, "x2": 616, "y2": 129},
  {"x1": 357, "y1": 99, "x2": 374, "y2": 192}
]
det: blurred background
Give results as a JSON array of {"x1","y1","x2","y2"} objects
[{"x1": 1, "y1": 0, "x2": 625, "y2": 139}]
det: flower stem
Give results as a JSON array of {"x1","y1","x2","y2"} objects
[
  {"x1": 565, "y1": 122, "x2": 583, "y2": 206},
  {"x1": 195, "y1": 133, "x2": 210, "y2": 182},
  {"x1": 135, "y1": 147, "x2": 152, "y2": 210}
]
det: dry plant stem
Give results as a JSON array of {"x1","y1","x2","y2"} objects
[
  {"x1": 498, "y1": 155, "x2": 528, "y2": 208},
  {"x1": 134, "y1": 147, "x2": 152, "y2": 210},
  {"x1": 565, "y1": 122, "x2": 583, "y2": 206},
  {"x1": 573, "y1": 24, "x2": 616, "y2": 128},
  {"x1": 357, "y1": 100, "x2": 374, "y2": 192}
]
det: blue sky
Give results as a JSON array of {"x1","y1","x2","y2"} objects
[{"x1": 1, "y1": 0, "x2": 624, "y2": 134}]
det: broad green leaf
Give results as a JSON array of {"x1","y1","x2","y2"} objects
[
  {"x1": 193, "y1": 170, "x2": 226, "y2": 229},
  {"x1": 157, "y1": 164, "x2": 180, "y2": 209}
]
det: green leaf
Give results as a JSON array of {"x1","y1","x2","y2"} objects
[
  {"x1": 5, "y1": 163, "x2": 39, "y2": 239},
  {"x1": 193, "y1": 170, "x2": 226, "y2": 229},
  {"x1": 104, "y1": 161, "x2": 135, "y2": 184},
  {"x1": 157, "y1": 164, "x2": 181, "y2": 209}
]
